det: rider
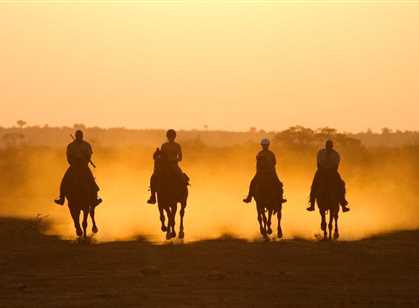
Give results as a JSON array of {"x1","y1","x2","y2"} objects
[
  {"x1": 54, "y1": 130, "x2": 102, "y2": 206},
  {"x1": 306, "y1": 139, "x2": 350, "y2": 212},
  {"x1": 243, "y1": 138, "x2": 286, "y2": 204},
  {"x1": 147, "y1": 129, "x2": 188, "y2": 204}
]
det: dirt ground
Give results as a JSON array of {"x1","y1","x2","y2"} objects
[{"x1": 0, "y1": 217, "x2": 418, "y2": 308}]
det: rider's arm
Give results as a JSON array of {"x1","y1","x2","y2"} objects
[
  {"x1": 334, "y1": 152, "x2": 341, "y2": 170},
  {"x1": 177, "y1": 144, "x2": 183, "y2": 162},
  {"x1": 86, "y1": 143, "x2": 93, "y2": 162},
  {"x1": 317, "y1": 150, "x2": 322, "y2": 169},
  {"x1": 161, "y1": 143, "x2": 168, "y2": 155},
  {"x1": 66, "y1": 145, "x2": 73, "y2": 165}
]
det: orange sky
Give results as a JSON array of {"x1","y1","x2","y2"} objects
[{"x1": 1, "y1": 2, "x2": 418, "y2": 132}]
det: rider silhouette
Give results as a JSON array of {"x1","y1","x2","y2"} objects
[
  {"x1": 147, "y1": 129, "x2": 188, "y2": 204},
  {"x1": 54, "y1": 130, "x2": 102, "y2": 206},
  {"x1": 243, "y1": 138, "x2": 286, "y2": 204},
  {"x1": 307, "y1": 139, "x2": 349, "y2": 212}
]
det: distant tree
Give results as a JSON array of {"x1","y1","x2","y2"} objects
[
  {"x1": 249, "y1": 127, "x2": 257, "y2": 133},
  {"x1": 275, "y1": 126, "x2": 315, "y2": 146},
  {"x1": 317, "y1": 127, "x2": 337, "y2": 136},
  {"x1": 381, "y1": 127, "x2": 392, "y2": 135},
  {"x1": 17, "y1": 120, "x2": 27, "y2": 128}
]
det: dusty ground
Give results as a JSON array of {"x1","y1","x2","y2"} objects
[{"x1": 0, "y1": 217, "x2": 418, "y2": 308}]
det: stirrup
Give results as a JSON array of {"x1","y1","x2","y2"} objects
[
  {"x1": 54, "y1": 198, "x2": 65, "y2": 206},
  {"x1": 342, "y1": 206, "x2": 350, "y2": 213},
  {"x1": 147, "y1": 196, "x2": 157, "y2": 204},
  {"x1": 306, "y1": 202, "x2": 315, "y2": 211},
  {"x1": 243, "y1": 196, "x2": 252, "y2": 203}
]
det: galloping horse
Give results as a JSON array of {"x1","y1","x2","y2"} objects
[
  {"x1": 254, "y1": 175, "x2": 285, "y2": 240},
  {"x1": 315, "y1": 171, "x2": 340, "y2": 240},
  {"x1": 153, "y1": 150, "x2": 188, "y2": 240},
  {"x1": 66, "y1": 167, "x2": 98, "y2": 238}
]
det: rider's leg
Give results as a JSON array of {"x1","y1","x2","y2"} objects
[
  {"x1": 338, "y1": 175, "x2": 350, "y2": 212},
  {"x1": 274, "y1": 175, "x2": 287, "y2": 203},
  {"x1": 147, "y1": 173, "x2": 157, "y2": 204},
  {"x1": 173, "y1": 164, "x2": 188, "y2": 185},
  {"x1": 55, "y1": 168, "x2": 71, "y2": 205},
  {"x1": 86, "y1": 167, "x2": 102, "y2": 206},
  {"x1": 307, "y1": 171, "x2": 319, "y2": 211},
  {"x1": 92, "y1": 189, "x2": 102, "y2": 206},
  {"x1": 243, "y1": 175, "x2": 256, "y2": 203}
]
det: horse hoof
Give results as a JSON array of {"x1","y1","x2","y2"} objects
[
  {"x1": 178, "y1": 231, "x2": 184, "y2": 239},
  {"x1": 76, "y1": 228, "x2": 83, "y2": 237},
  {"x1": 278, "y1": 230, "x2": 283, "y2": 239},
  {"x1": 267, "y1": 228, "x2": 273, "y2": 235},
  {"x1": 92, "y1": 226, "x2": 98, "y2": 234},
  {"x1": 166, "y1": 233, "x2": 172, "y2": 240},
  {"x1": 334, "y1": 232, "x2": 339, "y2": 240},
  {"x1": 161, "y1": 226, "x2": 167, "y2": 232},
  {"x1": 171, "y1": 231, "x2": 177, "y2": 238}
]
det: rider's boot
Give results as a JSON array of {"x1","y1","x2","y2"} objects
[
  {"x1": 147, "y1": 192, "x2": 157, "y2": 204},
  {"x1": 94, "y1": 198, "x2": 103, "y2": 207},
  {"x1": 91, "y1": 191, "x2": 103, "y2": 207},
  {"x1": 54, "y1": 196, "x2": 65, "y2": 206},
  {"x1": 306, "y1": 197, "x2": 315, "y2": 212},
  {"x1": 243, "y1": 195, "x2": 252, "y2": 203},
  {"x1": 340, "y1": 198, "x2": 350, "y2": 212}
]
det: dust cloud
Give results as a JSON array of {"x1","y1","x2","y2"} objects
[{"x1": 1, "y1": 141, "x2": 418, "y2": 243}]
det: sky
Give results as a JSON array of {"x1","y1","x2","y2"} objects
[{"x1": 1, "y1": 1, "x2": 418, "y2": 132}]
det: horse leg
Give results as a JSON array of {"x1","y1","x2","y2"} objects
[
  {"x1": 277, "y1": 208, "x2": 283, "y2": 239},
  {"x1": 320, "y1": 210, "x2": 327, "y2": 240},
  {"x1": 90, "y1": 206, "x2": 98, "y2": 234},
  {"x1": 256, "y1": 205, "x2": 265, "y2": 237},
  {"x1": 328, "y1": 211, "x2": 333, "y2": 240},
  {"x1": 70, "y1": 206, "x2": 83, "y2": 237},
  {"x1": 164, "y1": 207, "x2": 172, "y2": 240},
  {"x1": 170, "y1": 204, "x2": 177, "y2": 238},
  {"x1": 159, "y1": 205, "x2": 167, "y2": 232},
  {"x1": 333, "y1": 211, "x2": 340, "y2": 240},
  {"x1": 266, "y1": 209, "x2": 273, "y2": 235},
  {"x1": 82, "y1": 209, "x2": 88, "y2": 238},
  {"x1": 178, "y1": 204, "x2": 186, "y2": 239}
]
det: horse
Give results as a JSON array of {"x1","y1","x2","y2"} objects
[
  {"x1": 66, "y1": 167, "x2": 99, "y2": 239},
  {"x1": 315, "y1": 171, "x2": 340, "y2": 240},
  {"x1": 253, "y1": 174, "x2": 285, "y2": 240},
  {"x1": 153, "y1": 151, "x2": 189, "y2": 240}
]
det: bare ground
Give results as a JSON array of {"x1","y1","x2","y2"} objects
[{"x1": 0, "y1": 217, "x2": 418, "y2": 308}]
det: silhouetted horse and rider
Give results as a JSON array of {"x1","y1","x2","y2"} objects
[
  {"x1": 243, "y1": 138, "x2": 287, "y2": 240},
  {"x1": 306, "y1": 139, "x2": 350, "y2": 240},
  {"x1": 148, "y1": 129, "x2": 189, "y2": 240},
  {"x1": 54, "y1": 130, "x2": 102, "y2": 238}
]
